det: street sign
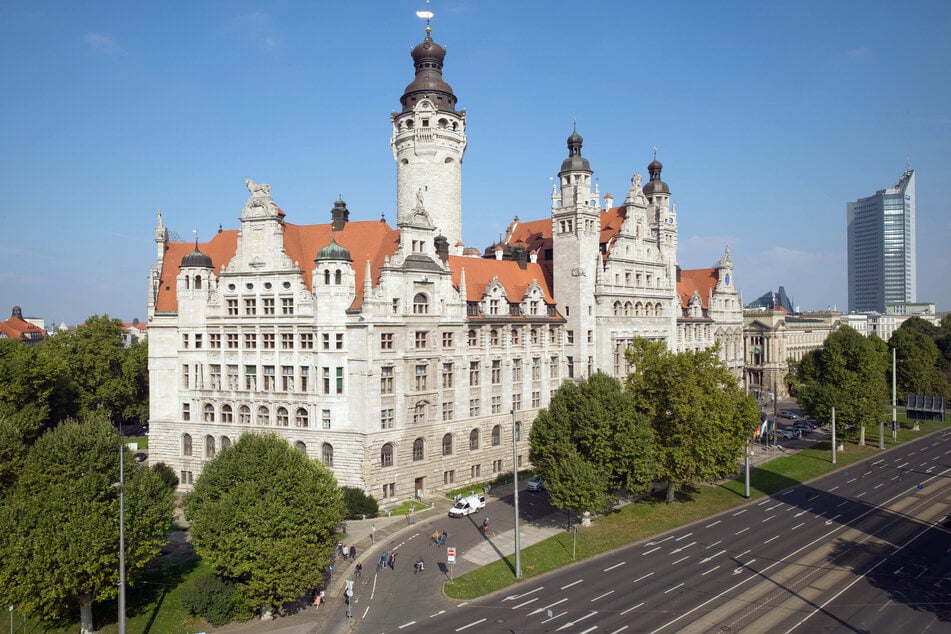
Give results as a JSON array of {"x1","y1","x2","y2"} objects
[{"x1": 447, "y1": 547, "x2": 456, "y2": 563}]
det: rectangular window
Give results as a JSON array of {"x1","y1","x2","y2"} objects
[
  {"x1": 550, "y1": 356, "x2": 559, "y2": 378},
  {"x1": 512, "y1": 358, "x2": 522, "y2": 382},
  {"x1": 587, "y1": 330, "x2": 593, "y2": 344},
  {"x1": 381, "y1": 408, "x2": 394, "y2": 429},
  {"x1": 263, "y1": 298, "x2": 275, "y2": 315},
  {"x1": 245, "y1": 365, "x2": 257, "y2": 390},
  {"x1": 550, "y1": 328, "x2": 557, "y2": 344},
  {"x1": 493, "y1": 459, "x2": 502, "y2": 473},
  {"x1": 471, "y1": 464, "x2": 481, "y2": 479},
  {"x1": 490, "y1": 329, "x2": 500, "y2": 346},
  {"x1": 513, "y1": 392, "x2": 522, "y2": 411},
  {"x1": 380, "y1": 366, "x2": 394, "y2": 394},
  {"x1": 532, "y1": 390, "x2": 540, "y2": 408},
  {"x1": 567, "y1": 330, "x2": 574, "y2": 344},
  {"x1": 182, "y1": 403, "x2": 190, "y2": 421},
  {"x1": 532, "y1": 357, "x2": 541, "y2": 381},
  {"x1": 227, "y1": 333, "x2": 238, "y2": 349},
  {"x1": 299, "y1": 333, "x2": 314, "y2": 349},
  {"x1": 442, "y1": 362, "x2": 454, "y2": 389},
  {"x1": 282, "y1": 366, "x2": 293, "y2": 391},
  {"x1": 491, "y1": 395, "x2": 502, "y2": 414},
  {"x1": 469, "y1": 361, "x2": 480, "y2": 386},
  {"x1": 281, "y1": 297, "x2": 294, "y2": 315},
  {"x1": 567, "y1": 356, "x2": 575, "y2": 379},
  {"x1": 415, "y1": 364, "x2": 428, "y2": 391},
  {"x1": 300, "y1": 366, "x2": 309, "y2": 392},
  {"x1": 182, "y1": 364, "x2": 189, "y2": 388},
  {"x1": 281, "y1": 333, "x2": 294, "y2": 349},
  {"x1": 491, "y1": 359, "x2": 502, "y2": 385},
  {"x1": 210, "y1": 364, "x2": 221, "y2": 390},
  {"x1": 489, "y1": 299, "x2": 500, "y2": 315},
  {"x1": 336, "y1": 367, "x2": 344, "y2": 394},
  {"x1": 244, "y1": 333, "x2": 257, "y2": 349},
  {"x1": 210, "y1": 333, "x2": 221, "y2": 349},
  {"x1": 322, "y1": 367, "x2": 330, "y2": 394},
  {"x1": 322, "y1": 409, "x2": 331, "y2": 429},
  {"x1": 194, "y1": 334, "x2": 203, "y2": 349},
  {"x1": 443, "y1": 470, "x2": 455, "y2": 485},
  {"x1": 263, "y1": 365, "x2": 275, "y2": 391},
  {"x1": 380, "y1": 332, "x2": 394, "y2": 350},
  {"x1": 442, "y1": 401, "x2": 453, "y2": 421},
  {"x1": 245, "y1": 298, "x2": 257, "y2": 315},
  {"x1": 227, "y1": 365, "x2": 238, "y2": 390},
  {"x1": 336, "y1": 333, "x2": 344, "y2": 350},
  {"x1": 322, "y1": 333, "x2": 331, "y2": 350},
  {"x1": 415, "y1": 331, "x2": 428, "y2": 349},
  {"x1": 392, "y1": 298, "x2": 400, "y2": 314},
  {"x1": 262, "y1": 333, "x2": 275, "y2": 349},
  {"x1": 531, "y1": 329, "x2": 539, "y2": 344},
  {"x1": 182, "y1": 334, "x2": 188, "y2": 349},
  {"x1": 469, "y1": 398, "x2": 480, "y2": 416},
  {"x1": 227, "y1": 299, "x2": 238, "y2": 315},
  {"x1": 442, "y1": 332, "x2": 454, "y2": 348}
]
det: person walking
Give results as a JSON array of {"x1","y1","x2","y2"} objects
[
  {"x1": 313, "y1": 590, "x2": 325, "y2": 609},
  {"x1": 481, "y1": 517, "x2": 489, "y2": 535},
  {"x1": 415, "y1": 556, "x2": 425, "y2": 574},
  {"x1": 432, "y1": 529, "x2": 440, "y2": 546},
  {"x1": 355, "y1": 562, "x2": 362, "y2": 578},
  {"x1": 439, "y1": 530, "x2": 447, "y2": 545},
  {"x1": 389, "y1": 550, "x2": 398, "y2": 570},
  {"x1": 349, "y1": 544, "x2": 357, "y2": 560},
  {"x1": 380, "y1": 551, "x2": 388, "y2": 570}
]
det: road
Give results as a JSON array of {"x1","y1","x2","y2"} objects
[{"x1": 405, "y1": 428, "x2": 951, "y2": 633}]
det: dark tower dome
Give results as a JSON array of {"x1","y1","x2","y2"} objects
[
  {"x1": 180, "y1": 242, "x2": 213, "y2": 269},
  {"x1": 400, "y1": 27, "x2": 458, "y2": 114},
  {"x1": 330, "y1": 197, "x2": 350, "y2": 231},
  {"x1": 643, "y1": 153, "x2": 670, "y2": 196},
  {"x1": 316, "y1": 236, "x2": 352, "y2": 262},
  {"x1": 559, "y1": 125, "x2": 591, "y2": 174}
]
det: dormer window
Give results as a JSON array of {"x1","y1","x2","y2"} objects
[{"x1": 413, "y1": 293, "x2": 429, "y2": 314}]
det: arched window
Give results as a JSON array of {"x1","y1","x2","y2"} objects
[
  {"x1": 182, "y1": 433, "x2": 192, "y2": 456},
  {"x1": 614, "y1": 301, "x2": 622, "y2": 316},
  {"x1": 468, "y1": 329, "x2": 477, "y2": 346},
  {"x1": 635, "y1": 302, "x2": 643, "y2": 316},
  {"x1": 195, "y1": 275, "x2": 202, "y2": 289},
  {"x1": 205, "y1": 435, "x2": 216, "y2": 459},
  {"x1": 413, "y1": 401, "x2": 427, "y2": 425},
  {"x1": 335, "y1": 269, "x2": 342, "y2": 285},
  {"x1": 295, "y1": 441, "x2": 307, "y2": 453},
  {"x1": 511, "y1": 328, "x2": 520, "y2": 345},
  {"x1": 413, "y1": 438, "x2": 424, "y2": 461},
  {"x1": 322, "y1": 442, "x2": 334, "y2": 467},
  {"x1": 203, "y1": 403, "x2": 215, "y2": 422},
  {"x1": 276, "y1": 407, "x2": 289, "y2": 426},
  {"x1": 257, "y1": 406, "x2": 269, "y2": 425},
  {"x1": 296, "y1": 407, "x2": 309, "y2": 428},
  {"x1": 469, "y1": 428, "x2": 479, "y2": 451},
  {"x1": 442, "y1": 433, "x2": 453, "y2": 456},
  {"x1": 655, "y1": 302, "x2": 663, "y2": 316},
  {"x1": 624, "y1": 301, "x2": 633, "y2": 316},
  {"x1": 489, "y1": 329, "x2": 499, "y2": 346},
  {"x1": 221, "y1": 404, "x2": 233, "y2": 423},
  {"x1": 492, "y1": 425, "x2": 501, "y2": 446},
  {"x1": 221, "y1": 436, "x2": 231, "y2": 450},
  {"x1": 238, "y1": 405, "x2": 250, "y2": 424},
  {"x1": 324, "y1": 269, "x2": 331, "y2": 285},
  {"x1": 413, "y1": 293, "x2": 429, "y2": 314},
  {"x1": 380, "y1": 443, "x2": 394, "y2": 467}
]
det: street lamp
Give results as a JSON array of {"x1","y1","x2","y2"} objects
[
  {"x1": 511, "y1": 410, "x2": 521, "y2": 579},
  {"x1": 112, "y1": 445, "x2": 126, "y2": 634}
]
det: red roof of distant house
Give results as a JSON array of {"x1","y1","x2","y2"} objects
[
  {"x1": 677, "y1": 268, "x2": 718, "y2": 310},
  {"x1": 0, "y1": 314, "x2": 46, "y2": 342}
]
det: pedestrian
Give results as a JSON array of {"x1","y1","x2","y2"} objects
[
  {"x1": 380, "y1": 551, "x2": 388, "y2": 570},
  {"x1": 349, "y1": 544, "x2": 357, "y2": 560},
  {"x1": 432, "y1": 529, "x2": 440, "y2": 546},
  {"x1": 440, "y1": 530, "x2": 447, "y2": 545},
  {"x1": 481, "y1": 517, "x2": 489, "y2": 535},
  {"x1": 355, "y1": 561, "x2": 363, "y2": 578},
  {"x1": 337, "y1": 541, "x2": 344, "y2": 559},
  {"x1": 389, "y1": 550, "x2": 398, "y2": 570},
  {"x1": 313, "y1": 589, "x2": 324, "y2": 609}
]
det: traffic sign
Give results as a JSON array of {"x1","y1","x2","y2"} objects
[{"x1": 447, "y1": 547, "x2": 456, "y2": 563}]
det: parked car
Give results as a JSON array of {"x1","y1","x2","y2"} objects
[
  {"x1": 804, "y1": 419, "x2": 819, "y2": 429},
  {"x1": 793, "y1": 421, "x2": 813, "y2": 433},
  {"x1": 780, "y1": 410, "x2": 800, "y2": 420},
  {"x1": 776, "y1": 429, "x2": 797, "y2": 440},
  {"x1": 527, "y1": 476, "x2": 545, "y2": 492},
  {"x1": 448, "y1": 494, "x2": 486, "y2": 517},
  {"x1": 133, "y1": 451, "x2": 148, "y2": 463}
]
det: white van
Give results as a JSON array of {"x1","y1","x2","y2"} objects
[{"x1": 448, "y1": 494, "x2": 486, "y2": 518}]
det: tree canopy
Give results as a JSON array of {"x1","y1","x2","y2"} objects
[
  {"x1": 625, "y1": 339, "x2": 759, "y2": 503},
  {"x1": 183, "y1": 433, "x2": 345, "y2": 615},
  {"x1": 889, "y1": 326, "x2": 950, "y2": 400},
  {"x1": 791, "y1": 325, "x2": 888, "y2": 439},
  {"x1": 529, "y1": 373, "x2": 655, "y2": 514},
  {"x1": 0, "y1": 414, "x2": 174, "y2": 633}
]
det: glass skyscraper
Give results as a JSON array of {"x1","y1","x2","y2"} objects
[{"x1": 847, "y1": 168, "x2": 916, "y2": 313}]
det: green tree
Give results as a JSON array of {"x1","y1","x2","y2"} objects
[
  {"x1": 0, "y1": 414, "x2": 174, "y2": 633},
  {"x1": 625, "y1": 339, "x2": 759, "y2": 503},
  {"x1": 0, "y1": 338, "x2": 76, "y2": 439},
  {"x1": 791, "y1": 325, "x2": 888, "y2": 440},
  {"x1": 183, "y1": 433, "x2": 345, "y2": 616},
  {"x1": 529, "y1": 372, "x2": 655, "y2": 514},
  {"x1": 890, "y1": 326, "x2": 950, "y2": 400},
  {"x1": 341, "y1": 486, "x2": 379, "y2": 519}
]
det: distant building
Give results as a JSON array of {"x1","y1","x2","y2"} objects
[
  {"x1": 0, "y1": 306, "x2": 47, "y2": 345},
  {"x1": 121, "y1": 319, "x2": 148, "y2": 346},
  {"x1": 847, "y1": 168, "x2": 916, "y2": 313},
  {"x1": 744, "y1": 285, "x2": 794, "y2": 312}
]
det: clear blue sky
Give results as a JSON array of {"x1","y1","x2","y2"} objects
[{"x1": 2, "y1": 1, "x2": 949, "y2": 326}]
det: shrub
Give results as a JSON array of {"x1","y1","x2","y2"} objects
[
  {"x1": 150, "y1": 462, "x2": 179, "y2": 490},
  {"x1": 181, "y1": 573, "x2": 249, "y2": 626},
  {"x1": 341, "y1": 486, "x2": 379, "y2": 519}
]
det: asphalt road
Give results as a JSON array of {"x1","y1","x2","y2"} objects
[{"x1": 405, "y1": 427, "x2": 951, "y2": 633}]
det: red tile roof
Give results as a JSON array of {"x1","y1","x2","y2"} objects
[
  {"x1": 677, "y1": 268, "x2": 718, "y2": 310},
  {"x1": 448, "y1": 256, "x2": 556, "y2": 304},
  {"x1": 0, "y1": 316, "x2": 46, "y2": 342}
]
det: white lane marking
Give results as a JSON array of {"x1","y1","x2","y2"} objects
[
  {"x1": 504, "y1": 586, "x2": 544, "y2": 601},
  {"x1": 699, "y1": 549, "x2": 726, "y2": 564},
  {"x1": 767, "y1": 503, "x2": 784, "y2": 511},
  {"x1": 633, "y1": 572, "x2": 654, "y2": 584},
  {"x1": 370, "y1": 572, "x2": 379, "y2": 600},
  {"x1": 530, "y1": 597, "x2": 567, "y2": 615},
  {"x1": 556, "y1": 611, "x2": 597, "y2": 631},
  {"x1": 758, "y1": 499, "x2": 770, "y2": 506},
  {"x1": 762, "y1": 515, "x2": 776, "y2": 523},
  {"x1": 399, "y1": 621, "x2": 417, "y2": 629},
  {"x1": 665, "y1": 582, "x2": 685, "y2": 593},
  {"x1": 676, "y1": 532, "x2": 694, "y2": 541},
  {"x1": 836, "y1": 501, "x2": 849, "y2": 508},
  {"x1": 794, "y1": 507, "x2": 813, "y2": 517},
  {"x1": 706, "y1": 520, "x2": 722, "y2": 528},
  {"x1": 701, "y1": 565, "x2": 721, "y2": 576},
  {"x1": 807, "y1": 494, "x2": 820, "y2": 501},
  {"x1": 733, "y1": 509, "x2": 747, "y2": 516},
  {"x1": 620, "y1": 603, "x2": 645, "y2": 616},
  {"x1": 872, "y1": 459, "x2": 884, "y2": 465},
  {"x1": 828, "y1": 486, "x2": 839, "y2": 492},
  {"x1": 512, "y1": 598, "x2": 538, "y2": 609},
  {"x1": 672, "y1": 555, "x2": 690, "y2": 565},
  {"x1": 706, "y1": 540, "x2": 722, "y2": 549},
  {"x1": 920, "y1": 461, "x2": 929, "y2": 467},
  {"x1": 735, "y1": 527, "x2": 749, "y2": 535},
  {"x1": 561, "y1": 579, "x2": 583, "y2": 590},
  {"x1": 847, "y1": 478, "x2": 857, "y2": 484},
  {"x1": 604, "y1": 561, "x2": 626, "y2": 572},
  {"x1": 879, "y1": 599, "x2": 893, "y2": 612},
  {"x1": 897, "y1": 462, "x2": 909, "y2": 469},
  {"x1": 945, "y1": 450, "x2": 951, "y2": 455},
  {"x1": 579, "y1": 627, "x2": 598, "y2": 634},
  {"x1": 429, "y1": 610, "x2": 445, "y2": 618},
  {"x1": 825, "y1": 514, "x2": 842, "y2": 525},
  {"x1": 738, "y1": 549, "x2": 751, "y2": 558},
  {"x1": 646, "y1": 535, "x2": 675, "y2": 546},
  {"x1": 856, "y1": 491, "x2": 867, "y2": 498},
  {"x1": 541, "y1": 611, "x2": 567, "y2": 624},
  {"x1": 792, "y1": 522, "x2": 804, "y2": 530},
  {"x1": 611, "y1": 627, "x2": 631, "y2": 634},
  {"x1": 643, "y1": 546, "x2": 661, "y2": 555},
  {"x1": 455, "y1": 618, "x2": 486, "y2": 631},
  {"x1": 670, "y1": 541, "x2": 696, "y2": 554},
  {"x1": 764, "y1": 535, "x2": 779, "y2": 544},
  {"x1": 591, "y1": 589, "x2": 615, "y2": 602}
]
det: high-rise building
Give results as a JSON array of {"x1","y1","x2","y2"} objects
[{"x1": 847, "y1": 168, "x2": 916, "y2": 313}]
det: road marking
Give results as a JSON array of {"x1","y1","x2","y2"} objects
[
  {"x1": 455, "y1": 618, "x2": 486, "y2": 631},
  {"x1": 429, "y1": 610, "x2": 445, "y2": 618},
  {"x1": 897, "y1": 462, "x2": 909, "y2": 469},
  {"x1": 643, "y1": 546, "x2": 661, "y2": 555},
  {"x1": 856, "y1": 491, "x2": 867, "y2": 498},
  {"x1": 504, "y1": 586, "x2": 543, "y2": 601},
  {"x1": 735, "y1": 527, "x2": 749, "y2": 535},
  {"x1": 738, "y1": 549, "x2": 751, "y2": 558},
  {"x1": 604, "y1": 562, "x2": 625, "y2": 572},
  {"x1": 541, "y1": 611, "x2": 567, "y2": 624},
  {"x1": 591, "y1": 590, "x2": 615, "y2": 602},
  {"x1": 706, "y1": 520, "x2": 722, "y2": 528},
  {"x1": 706, "y1": 540, "x2": 722, "y2": 549},
  {"x1": 794, "y1": 507, "x2": 813, "y2": 517},
  {"x1": 646, "y1": 535, "x2": 675, "y2": 547},
  {"x1": 579, "y1": 627, "x2": 598, "y2": 634},
  {"x1": 828, "y1": 486, "x2": 839, "y2": 492},
  {"x1": 399, "y1": 621, "x2": 417, "y2": 629},
  {"x1": 836, "y1": 501, "x2": 849, "y2": 508},
  {"x1": 561, "y1": 579, "x2": 583, "y2": 590},
  {"x1": 874, "y1": 482, "x2": 885, "y2": 489},
  {"x1": 612, "y1": 625, "x2": 631, "y2": 633},
  {"x1": 701, "y1": 565, "x2": 720, "y2": 576},
  {"x1": 672, "y1": 556, "x2": 691, "y2": 565},
  {"x1": 665, "y1": 582, "x2": 685, "y2": 593},
  {"x1": 945, "y1": 449, "x2": 951, "y2": 455},
  {"x1": 675, "y1": 532, "x2": 694, "y2": 541},
  {"x1": 670, "y1": 541, "x2": 696, "y2": 554},
  {"x1": 847, "y1": 478, "x2": 857, "y2": 483},
  {"x1": 512, "y1": 597, "x2": 537, "y2": 609},
  {"x1": 764, "y1": 535, "x2": 779, "y2": 544},
  {"x1": 700, "y1": 549, "x2": 726, "y2": 564},
  {"x1": 825, "y1": 514, "x2": 842, "y2": 525},
  {"x1": 633, "y1": 572, "x2": 654, "y2": 584},
  {"x1": 620, "y1": 602, "x2": 645, "y2": 615},
  {"x1": 920, "y1": 461, "x2": 929, "y2": 467},
  {"x1": 872, "y1": 459, "x2": 884, "y2": 465},
  {"x1": 556, "y1": 611, "x2": 597, "y2": 631},
  {"x1": 767, "y1": 503, "x2": 784, "y2": 511},
  {"x1": 363, "y1": 606, "x2": 370, "y2": 618},
  {"x1": 807, "y1": 494, "x2": 820, "y2": 501},
  {"x1": 530, "y1": 598, "x2": 567, "y2": 615},
  {"x1": 733, "y1": 509, "x2": 747, "y2": 516},
  {"x1": 762, "y1": 515, "x2": 776, "y2": 523},
  {"x1": 758, "y1": 499, "x2": 770, "y2": 506},
  {"x1": 792, "y1": 522, "x2": 804, "y2": 530},
  {"x1": 879, "y1": 599, "x2": 893, "y2": 612}
]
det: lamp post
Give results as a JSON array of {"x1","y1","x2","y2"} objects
[
  {"x1": 511, "y1": 410, "x2": 521, "y2": 579},
  {"x1": 112, "y1": 445, "x2": 126, "y2": 634},
  {"x1": 892, "y1": 347, "x2": 898, "y2": 441}
]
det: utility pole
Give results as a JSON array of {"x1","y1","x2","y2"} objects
[
  {"x1": 511, "y1": 410, "x2": 521, "y2": 579},
  {"x1": 117, "y1": 444, "x2": 126, "y2": 634},
  {"x1": 892, "y1": 347, "x2": 898, "y2": 441},
  {"x1": 831, "y1": 406, "x2": 837, "y2": 465}
]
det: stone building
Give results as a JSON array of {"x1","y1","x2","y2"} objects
[{"x1": 147, "y1": 24, "x2": 743, "y2": 499}]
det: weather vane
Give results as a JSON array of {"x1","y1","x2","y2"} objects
[{"x1": 416, "y1": 0, "x2": 433, "y2": 35}]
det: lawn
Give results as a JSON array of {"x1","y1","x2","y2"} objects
[{"x1": 444, "y1": 420, "x2": 947, "y2": 600}]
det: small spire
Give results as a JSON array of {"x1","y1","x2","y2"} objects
[
  {"x1": 417, "y1": 0, "x2": 433, "y2": 37},
  {"x1": 192, "y1": 229, "x2": 199, "y2": 247}
]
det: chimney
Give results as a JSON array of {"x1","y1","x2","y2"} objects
[
  {"x1": 434, "y1": 235, "x2": 449, "y2": 264},
  {"x1": 512, "y1": 242, "x2": 528, "y2": 269}
]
